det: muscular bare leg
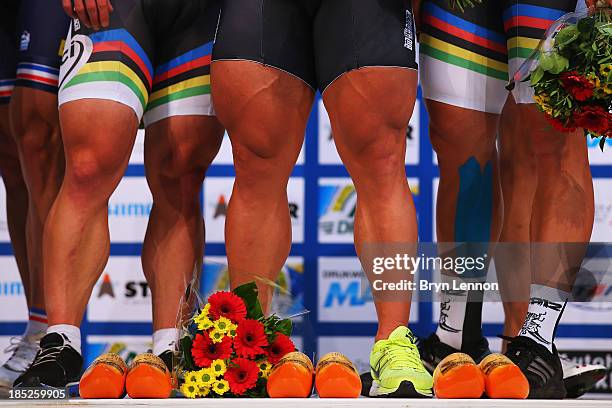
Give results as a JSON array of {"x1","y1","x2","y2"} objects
[
  {"x1": 10, "y1": 88, "x2": 64, "y2": 313},
  {"x1": 426, "y1": 100, "x2": 502, "y2": 349},
  {"x1": 323, "y1": 67, "x2": 418, "y2": 341},
  {"x1": 211, "y1": 61, "x2": 314, "y2": 311},
  {"x1": 44, "y1": 101, "x2": 138, "y2": 326},
  {"x1": 143, "y1": 116, "x2": 223, "y2": 335},
  {"x1": 0, "y1": 104, "x2": 29, "y2": 303}
]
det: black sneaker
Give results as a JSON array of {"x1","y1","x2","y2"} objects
[
  {"x1": 359, "y1": 333, "x2": 491, "y2": 396},
  {"x1": 13, "y1": 333, "x2": 83, "y2": 388},
  {"x1": 158, "y1": 350, "x2": 174, "y2": 372},
  {"x1": 504, "y1": 335, "x2": 566, "y2": 399},
  {"x1": 418, "y1": 333, "x2": 491, "y2": 373}
]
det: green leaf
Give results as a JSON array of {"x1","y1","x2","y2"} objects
[
  {"x1": 607, "y1": 70, "x2": 612, "y2": 84},
  {"x1": 549, "y1": 53, "x2": 569, "y2": 74},
  {"x1": 276, "y1": 319, "x2": 293, "y2": 336},
  {"x1": 530, "y1": 66, "x2": 545, "y2": 85},
  {"x1": 556, "y1": 25, "x2": 580, "y2": 48},
  {"x1": 233, "y1": 282, "x2": 264, "y2": 319},
  {"x1": 180, "y1": 335, "x2": 197, "y2": 371},
  {"x1": 577, "y1": 17, "x2": 595, "y2": 35},
  {"x1": 539, "y1": 53, "x2": 554, "y2": 71}
]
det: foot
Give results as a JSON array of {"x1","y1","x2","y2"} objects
[
  {"x1": 368, "y1": 326, "x2": 433, "y2": 398},
  {"x1": 560, "y1": 354, "x2": 608, "y2": 398},
  {"x1": 0, "y1": 333, "x2": 44, "y2": 388},
  {"x1": 158, "y1": 350, "x2": 174, "y2": 372},
  {"x1": 504, "y1": 336, "x2": 566, "y2": 399},
  {"x1": 418, "y1": 333, "x2": 491, "y2": 373},
  {"x1": 13, "y1": 333, "x2": 83, "y2": 388}
]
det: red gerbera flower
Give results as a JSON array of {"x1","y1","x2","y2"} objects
[
  {"x1": 266, "y1": 333, "x2": 295, "y2": 364},
  {"x1": 225, "y1": 358, "x2": 260, "y2": 395},
  {"x1": 191, "y1": 331, "x2": 232, "y2": 368},
  {"x1": 208, "y1": 291, "x2": 247, "y2": 322},
  {"x1": 234, "y1": 319, "x2": 268, "y2": 358},
  {"x1": 545, "y1": 114, "x2": 576, "y2": 133},
  {"x1": 560, "y1": 71, "x2": 594, "y2": 102},
  {"x1": 575, "y1": 105, "x2": 610, "y2": 135}
]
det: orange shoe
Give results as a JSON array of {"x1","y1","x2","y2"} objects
[
  {"x1": 79, "y1": 353, "x2": 127, "y2": 399},
  {"x1": 125, "y1": 353, "x2": 172, "y2": 399},
  {"x1": 433, "y1": 353, "x2": 485, "y2": 399},
  {"x1": 315, "y1": 352, "x2": 361, "y2": 398},
  {"x1": 479, "y1": 353, "x2": 529, "y2": 399},
  {"x1": 267, "y1": 352, "x2": 314, "y2": 398}
]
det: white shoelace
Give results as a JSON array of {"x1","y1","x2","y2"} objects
[{"x1": 3, "y1": 336, "x2": 39, "y2": 372}]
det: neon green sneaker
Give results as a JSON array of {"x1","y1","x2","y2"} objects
[{"x1": 369, "y1": 326, "x2": 433, "y2": 398}]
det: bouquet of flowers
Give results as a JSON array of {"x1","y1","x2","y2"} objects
[
  {"x1": 449, "y1": 0, "x2": 483, "y2": 12},
  {"x1": 177, "y1": 282, "x2": 295, "y2": 398},
  {"x1": 510, "y1": 5, "x2": 611, "y2": 150}
]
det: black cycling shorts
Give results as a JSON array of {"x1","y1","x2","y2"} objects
[
  {"x1": 0, "y1": 0, "x2": 70, "y2": 103},
  {"x1": 213, "y1": 0, "x2": 418, "y2": 92},
  {"x1": 59, "y1": 0, "x2": 220, "y2": 125}
]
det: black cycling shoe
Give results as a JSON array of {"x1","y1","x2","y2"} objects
[
  {"x1": 504, "y1": 335, "x2": 566, "y2": 399},
  {"x1": 13, "y1": 333, "x2": 83, "y2": 388},
  {"x1": 158, "y1": 350, "x2": 174, "y2": 372},
  {"x1": 418, "y1": 333, "x2": 491, "y2": 373}
]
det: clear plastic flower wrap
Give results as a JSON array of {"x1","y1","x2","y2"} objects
[
  {"x1": 507, "y1": 6, "x2": 612, "y2": 150},
  {"x1": 173, "y1": 265, "x2": 309, "y2": 398}
]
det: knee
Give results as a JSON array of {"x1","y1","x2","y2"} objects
[
  {"x1": 231, "y1": 136, "x2": 295, "y2": 189},
  {"x1": 14, "y1": 110, "x2": 60, "y2": 160},
  {"x1": 65, "y1": 149, "x2": 123, "y2": 196}
]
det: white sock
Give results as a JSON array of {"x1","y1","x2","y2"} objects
[
  {"x1": 153, "y1": 328, "x2": 178, "y2": 356},
  {"x1": 24, "y1": 308, "x2": 48, "y2": 337},
  {"x1": 436, "y1": 280, "x2": 468, "y2": 350},
  {"x1": 47, "y1": 324, "x2": 82, "y2": 355},
  {"x1": 519, "y1": 284, "x2": 568, "y2": 352}
]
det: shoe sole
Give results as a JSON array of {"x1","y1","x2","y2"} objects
[
  {"x1": 369, "y1": 379, "x2": 433, "y2": 398},
  {"x1": 484, "y1": 364, "x2": 529, "y2": 399},
  {"x1": 528, "y1": 378, "x2": 567, "y2": 399},
  {"x1": 564, "y1": 369, "x2": 608, "y2": 398},
  {"x1": 434, "y1": 363, "x2": 484, "y2": 399}
]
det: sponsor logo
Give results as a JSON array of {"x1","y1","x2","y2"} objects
[
  {"x1": 404, "y1": 10, "x2": 414, "y2": 50},
  {"x1": 60, "y1": 31, "x2": 93, "y2": 90},
  {"x1": 438, "y1": 300, "x2": 461, "y2": 333},
  {"x1": 0, "y1": 281, "x2": 23, "y2": 297},
  {"x1": 108, "y1": 202, "x2": 152, "y2": 217},
  {"x1": 520, "y1": 311, "x2": 550, "y2": 345},
  {"x1": 19, "y1": 31, "x2": 30, "y2": 52},
  {"x1": 97, "y1": 274, "x2": 115, "y2": 298}
]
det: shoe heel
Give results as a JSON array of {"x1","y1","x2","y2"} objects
[
  {"x1": 315, "y1": 353, "x2": 361, "y2": 398},
  {"x1": 480, "y1": 354, "x2": 529, "y2": 399},
  {"x1": 79, "y1": 353, "x2": 127, "y2": 399},
  {"x1": 126, "y1": 353, "x2": 172, "y2": 399},
  {"x1": 267, "y1": 352, "x2": 314, "y2": 398},
  {"x1": 434, "y1": 353, "x2": 485, "y2": 399}
]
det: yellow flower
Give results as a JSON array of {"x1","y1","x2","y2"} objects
[
  {"x1": 197, "y1": 386, "x2": 210, "y2": 397},
  {"x1": 600, "y1": 64, "x2": 611, "y2": 77},
  {"x1": 228, "y1": 327, "x2": 237, "y2": 338},
  {"x1": 195, "y1": 368, "x2": 216, "y2": 387},
  {"x1": 213, "y1": 317, "x2": 235, "y2": 334},
  {"x1": 258, "y1": 360, "x2": 272, "y2": 378},
  {"x1": 184, "y1": 370, "x2": 199, "y2": 384},
  {"x1": 587, "y1": 73, "x2": 601, "y2": 88},
  {"x1": 604, "y1": 82, "x2": 612, "y2": 95},
  {"x1": 209, "y1": 328, "x2": 226, "y2": 343},
  {"x1": 212, "y1": 379, "x2": 230, "y2": 395},
  {"x1": 181, "y1": 381, "x2": 199, "y2": 399},
  {"x1": 202, "y1": 303, "x2": 210, "y2": 316},
  {"x1": 195, "y1": 312, "x2": 214, "y2": 331},
  {"x1": 210, "y1": 359, "x2": 227, "y2": 376}
]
